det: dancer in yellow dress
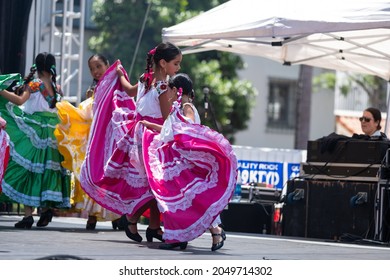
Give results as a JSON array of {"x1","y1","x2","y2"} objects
[{"x1": 54, "y1": 54, "x2": 122, "y2": 230}]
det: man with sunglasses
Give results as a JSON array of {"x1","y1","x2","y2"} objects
[{"x1": 359, "y1": 107, "x2": 388, "y2": 140}]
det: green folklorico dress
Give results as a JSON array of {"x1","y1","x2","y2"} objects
[{"x1": 0, "y1": 79, "x2": 71, "y2": 208}]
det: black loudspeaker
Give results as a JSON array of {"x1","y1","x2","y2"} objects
[
  {"x1": 220, "y1": 202, "x2": 274, "y2": 234},
  {"x1": 376, "y1": 183, "x2": 390, "y2": 242},
  {"x1": 283, "y1": 179, "x2": 377, "y2": 241}
]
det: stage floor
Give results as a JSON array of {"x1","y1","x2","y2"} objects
[{"x1": 0, "y1": 215, "x2": 389, "y2": 260}]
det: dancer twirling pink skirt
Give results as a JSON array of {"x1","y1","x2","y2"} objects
[
  {"x1": 80, "y1": 60, "x2": 154, "y2": 216},
  {"x1": 144, "y1": 101, "x2": 238, "y2": 243}
]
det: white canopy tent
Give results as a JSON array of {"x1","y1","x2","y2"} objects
[
  {"x1": 162, "y1": 0, "x2": 390, "y2": 132},
  {"x1": 163, "y1": 0, "x2": 390, "y2": 79}
]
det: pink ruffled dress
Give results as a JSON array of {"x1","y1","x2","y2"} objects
[
  {"x1": 144, "y1": 100, "x2": 238, "y2": 243},
  {"x1": 79, "y1": 60, "x2": 165, "y2": 216},
  {"x1": 80, "y1": 61, "x2": 238, "y2": 243}
]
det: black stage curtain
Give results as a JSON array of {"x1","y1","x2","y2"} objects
[{"x1": 0, "y1": 0, "x2": 33, "y2": 75}]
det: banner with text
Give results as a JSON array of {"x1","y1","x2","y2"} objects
[{"x1": 238, "y1": 160, "x2": 300, "y2": 189}]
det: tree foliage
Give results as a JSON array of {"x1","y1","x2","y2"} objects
[
  {"x1": 313, "y1": 71, "x2": 387, "y2": 111},
  {"x1": 89, "y1": 0, "x2": 257, "y2": 143},
  {"x1": 345, "y1": 75, "x2": 387, "y2": 111}
]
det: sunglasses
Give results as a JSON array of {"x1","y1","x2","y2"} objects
[{"x1": 359, "y1": 116, "x2": 372, "y2": 122}]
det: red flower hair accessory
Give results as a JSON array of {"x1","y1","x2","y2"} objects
[{"x1": 148, "y1": 47, "x2": 156, "y2": 55}]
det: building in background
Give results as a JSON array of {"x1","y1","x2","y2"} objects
[
  {"x1": 235, "y1": 55, "x2": 335, "y2": 149},
  {"x1": 236, "y1": 55, "x2": 388, "y2": 149}
]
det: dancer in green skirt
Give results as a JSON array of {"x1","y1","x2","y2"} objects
[{"x1": 0, "y1": 52, "x2": 71, "y2": 228}]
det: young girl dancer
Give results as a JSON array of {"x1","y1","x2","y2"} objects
[
  {"x1": 142, "y1": 73, "x2": 237, "y2": 251},
  {"x1": 54, "y1": 54, "x2": 122, "y2": 230},
  {"x1": 80, "y1": 42, "x2": 182, "y2": 242},
  {"x1": 0, "y1": 52, "x2": 71, "y2": 228}
]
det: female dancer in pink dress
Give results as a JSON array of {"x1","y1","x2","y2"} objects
[
  {"x1": 80, "y1": 42, "x2": 182, "y2": 242},
  {"x1": 55, "y1": 54, "x2": 122, "y2": 230},
  {"x1": 142, "y1": 73, "x2": 237, "y2": 251}
]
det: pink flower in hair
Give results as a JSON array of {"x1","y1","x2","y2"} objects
[{"x1": 148, "y1": 47, "x2": 156, "y2": 55}]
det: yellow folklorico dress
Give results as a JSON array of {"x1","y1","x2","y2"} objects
[{"x1": 55, "y1": 96, "x2": 120, "y2": 221}]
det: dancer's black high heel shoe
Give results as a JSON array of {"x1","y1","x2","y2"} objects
[
  {"x1": 14, "y1": 216, "x2": 34, "y2": 229},
  {"x1": 86, "y1": 216, "x2": 97, "y2": 230},
  {"x1": 37, "y1": 209, "x2": 53, "y2": 227},
  {"x1": 111, "y1": 218, "x2": 124, "y2": 230},
  {"x1": 124, "y1": 220, "x2": 143, "y2": 242},
  {"x1": 159, "y1": 242, "x2": 188, "y2": 250},
  {"x1": 211, "y1": 229, "x2": 226, "y2": 251},
  {"x1": 146, "y1": 227, "x2": 164, "y2": 242}
]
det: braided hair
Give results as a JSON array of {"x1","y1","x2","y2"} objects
[
  {"x1": 34, "y1": 52, "x2": 60, "y2": 108},
  {"x1": 141, "y1": 42, "x2": 181, "y2": 91},
  {"x1": 15, "y1": 64, "x2": 37, "y2": 96}
]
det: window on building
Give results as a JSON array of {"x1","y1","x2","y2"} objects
[{"x1": 267, "y1": 78, "x2": 298, "y2": 132}]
